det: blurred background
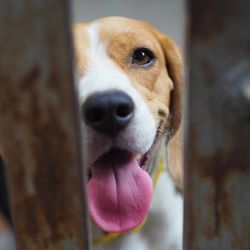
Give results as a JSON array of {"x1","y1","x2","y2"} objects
[{"x1": 72, "y1": 0, "x2": 185, "y2": 49}]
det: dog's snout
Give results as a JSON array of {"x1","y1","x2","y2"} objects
[{"x1": 83, "y1": 91, "x2": 134, "y2": 136}]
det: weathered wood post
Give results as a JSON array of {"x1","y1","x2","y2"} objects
[
  {"x1": 0, "y1": 0, "x2": 89, "y2": 249},
  {"x1": 185, "y1": 0, "x2": 250, "y2": 249}
]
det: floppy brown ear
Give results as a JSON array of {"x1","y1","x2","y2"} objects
[
  {"x1": 158, "y1": 34, "x2": 184, "y2": 190},
  {"x1": 158, "y1": 34, "x2": 183, "y2": 134}
]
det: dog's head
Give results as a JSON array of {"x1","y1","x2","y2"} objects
[{"x1": 73, "y1": 17, "x2": 182, "y2": 233}]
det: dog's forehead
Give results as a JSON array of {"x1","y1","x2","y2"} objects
[
  {"x1": 73, "y1": 17, "x2": 164, "y2": 76},
  {"x1": 97, "y1": 17, "x2": 154, "y2": 34},
  {"x1": 86, "y1": 17, "x2": 161, "y2": 49}
]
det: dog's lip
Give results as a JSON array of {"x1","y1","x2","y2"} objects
[
  {"x1": 87, "y1": 149, "x2": 150, "y2": 181},
  {"x1": 138, "y1": 151, "x2": 149, "y2": 169},
  {"x1": 86, "y1": 120, "x2": 162, "y2": 180}
]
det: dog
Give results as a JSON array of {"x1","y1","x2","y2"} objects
[{"x1": 73, "y1": 16, "x2": 183, "y2": 250}]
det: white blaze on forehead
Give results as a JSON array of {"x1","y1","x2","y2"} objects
[
  {"x1": 78, "y1": 23, "x2": 156, "y2": 157},
  {"x1": 78, "y1": 23, "x2": 137, "y2": 103}
]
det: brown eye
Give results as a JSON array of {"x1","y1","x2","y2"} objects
[{"x1": 132, "y1": 48, "x2": 155, "y2": 66}]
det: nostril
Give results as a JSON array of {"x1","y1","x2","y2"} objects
[
  {"x1": 83, "y1": 91, "x2": 135, "y2": 136},
  {"x1": 86, "y1": 108, "x2": 104, "y2": 123},
  {"x1": 116, "y1": 104, "x2": 133, "y2": 118}
]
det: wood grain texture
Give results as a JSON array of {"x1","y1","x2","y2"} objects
[
  {"x1": 0, "y1": 0, "x2": 89, "y2": 249},
  {"x1": 185, "y1": 0, "x2": 250, "y2": 249}
]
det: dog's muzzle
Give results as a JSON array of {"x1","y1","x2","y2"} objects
[{"x1": 81, "y1": 90, "x2": 154, "y2": 233}]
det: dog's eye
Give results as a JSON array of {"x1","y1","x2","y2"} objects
[{"x1": 132, "y1": 48, "x2": 155, "y2": 66}]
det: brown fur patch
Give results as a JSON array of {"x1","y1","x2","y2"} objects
[{"x1": 72, "y1": 23, "x2": 89, "y2": 78}]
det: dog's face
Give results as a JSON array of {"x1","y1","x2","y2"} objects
[{"x1": 73, "y1": 17, "x2": 182, "y2": 233}]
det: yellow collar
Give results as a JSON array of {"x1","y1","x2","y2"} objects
[{"x1": 92, "y1": 159, "x2": 165, "y2": 245}]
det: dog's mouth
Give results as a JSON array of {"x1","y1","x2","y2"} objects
[{"x1": 87, "y1": 148, "x2": 153, "y2": 233}]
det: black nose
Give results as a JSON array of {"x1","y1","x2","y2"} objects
[{"x1": 83, "y1": 91, "x2": 135, "y2": 136}]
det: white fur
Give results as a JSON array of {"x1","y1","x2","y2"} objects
[{"x1": 78, "y1": 24, "x2": 156, "y2": 167}]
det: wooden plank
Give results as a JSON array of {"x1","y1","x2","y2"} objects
[
  {"x1": 0, "y1": 0, "x2": 89, "y2": 249},
  {"x1": 184, "y1": 0, "x2": 250, "y2": 249}
]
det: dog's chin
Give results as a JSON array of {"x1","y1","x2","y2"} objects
[
  {"x1": 84, "y1": 128, "x2": 157, "y2": 175},
  {"x1": 86, "y1": 131, "x2": 158, "y2": 180},
  {"x1": 87, "y1": 148, "x2": 150, "y2": 180}
]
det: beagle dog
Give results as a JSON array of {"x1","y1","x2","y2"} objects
[{"x1": 74, "y1": 17, "x2": 183, "y2": 250}]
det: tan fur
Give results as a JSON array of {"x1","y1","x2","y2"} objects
[
  {"x1": 167, "y1": 126, "x2": 183, "y2": 190},
  {"x1": 72, "y1": 23, "x2": 89, "y2": 77}
]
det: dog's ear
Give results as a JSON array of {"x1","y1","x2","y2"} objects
[
  {"x1": 158, "y1": 34, "x2": 183, "y2": 135},
  {"x1": 157, "y1": 34, "x2": 184, "y2": 190}
]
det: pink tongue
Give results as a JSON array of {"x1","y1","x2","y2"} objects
[{"x1": 87, "y1": 150, "x2": 153, "y2": 233}]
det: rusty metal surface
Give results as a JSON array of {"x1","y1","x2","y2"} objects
[
  {"x1": 0, "y1": 0, "x2": 89, "y2": 249},
  {"x1": 184, "y1": 0, "x2": 250, "y2": 249}
]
